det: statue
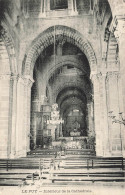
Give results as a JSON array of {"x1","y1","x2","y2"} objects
[{"x1": 73, "y1": 120, "x2": 80, "y2": 131}]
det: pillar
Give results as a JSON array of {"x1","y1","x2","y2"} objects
[
  {"x1": 15, "y1": 77, "x2": 25, "y2": 157},
  {"x1": 68, "y1": 0, "x2": 77, "y2": 15},
  {"x1": 31, "y1": 100, "x2": 41, "y2": 148},
  {"x1": 106, "y1": 72, "x2": 122, "y2": 156},
  {"x1": 91, "y1": 73, "x2": 103, "y2": 156},
  {"x1": 59, "y1": 123, "x2": 63, "y2": 137},
  {"x1": 115, "y1": 22, "x2": 125, "y2": 112},
  {"x1": 100, "y1": 73, "x2": 110, "y2": 156},
  {"x1": 0, "y1": 75, "x2": 12, "y2": 158},
  {"x1": 113, "y1": 17, "x2": 125, "y2": 156},
  {"x1": 24, "y1": 76, "x2": 34, "y2": 152},
  {"x1": 10, "y1": 75, "x2": 19, "y2": 158},
  {"x1": 39, "y1": 0, "x2": 46, "y2": 17},
  {"x1": 15, "y1": 76, "x2": 33, "y2": 157},
  {"x1": 117, "y1": 74, "x2": 125, "y2": 157},
  {"x1": 87, "y1": 101, "x2": 94, "y2": 138}
]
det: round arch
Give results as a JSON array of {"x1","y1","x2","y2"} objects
[
  {"x1": 53, "y1": 81, "x2": 91, "y2": 103},
  {"x1": 0, "y1": 23, "x2": 17, "y2": 75},
  {"x1": 47, "y1": 58, "x2": 90, "y2": 83},
  {"x1": 56, "y1": 88, "x2": 87, "y2": 108},
  {"x1": 62, "y1": 104, "x2": 86, "y2": 118},
  {"x1": 60, "y1": 96, "x2": 86, "y2": 113},
  {"x1": 23, "y1": 25, "x2": 97, "y2": 76}
]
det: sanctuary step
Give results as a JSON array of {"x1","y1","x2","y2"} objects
[{"x1": 27, "y1": 148, "x2": 95, "y2": 157}]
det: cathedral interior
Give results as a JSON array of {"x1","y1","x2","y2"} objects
[{"x1": 0, "y1": 0, "x2": 125, "y2": 188}]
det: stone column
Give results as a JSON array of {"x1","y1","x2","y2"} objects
[
  {"x1": 30, "y1": 112, "x2": 37, "y2": 148},
  {"x1": 15, "y1": 77, "x2": 25, "y2": 157},
  {"x1": 10, "y1": 75, "x2": 19, "y2": 158},
  {"x1": 31, "y1": 100, "x2": 41, "y2": 148},
  {"x1": 59, "y1": 123, "x2": 63, "y2": 137},
  {"x1": 55, "y1": 124, "x2": 60, "y2": 140},
  {"x1": 39, "y1": 0, "x2": 46, "y2": 17},
  {"x1": 112, "y1": 17, "x2": 125, "y2": 112},
  {"x1": 91, "y1": 73, "x2": 103, "y2": 156},
  {"x1": 72, "y1": 0, "x2": 77, "y2": 12},
  {"x1": 106, "y1": 72, "x2": 122, "y2": 156},
  {"x1": 46, "y1": 0, "x2": 50, "y2": 12},
  {"x1": 113, "y1": 17, "x2": 125, "y2": 156},
  {"x1": 87, "y1": 101, "x2": 94, "y2": 138},
  {"x1": 100, "y1": 73, "x2": 110, "y2": 156},
  {"x1": 15, "y1": 76, "x2": 33, "y2": 157},
  {"x1": 24, "y1": 76, "x2": 34, "y2": 152},
  {"x1": 68, "y1": 0, "x2": 77, "y2": 15},
  {"x1": 0, "y1": 75, "x2": 11, "y2": 158},
  {"x1": 117, "y1": 74, "x2": 125, "y2": 157}
]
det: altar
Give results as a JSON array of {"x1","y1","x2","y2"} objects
[{"x1": 52, "y1": 136, "x2": 89, "y2": 149}]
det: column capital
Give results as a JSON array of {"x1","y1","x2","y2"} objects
[
  {"x1": 90, "y1": 72, "x2": 102, "y2": 81},
  {"x1": 106, "y1": 71, "x2": 119, "y2": 77},
  {"x1": 23, "y1": 75, "x2": 34, "y2": 87},
  {"x1": 0, "y1": 73, "x2": 19, "y2": 80},
  {"x1": 0, "y1": 74, "x2": 11, "y2": 80},
  {"x1": 106, "y1": 71, "x2": 120, "y2": 82},
  {"x1": 10, "y1": 74, "x2": 20, "y2": 81}
]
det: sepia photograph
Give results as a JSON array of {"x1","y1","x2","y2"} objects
[{"x1": 0, "y1": 0, "x2": 125, "y2": 195}]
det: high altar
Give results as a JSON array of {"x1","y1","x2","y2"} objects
[{"x1": 31, "y1": 103, "x2": 91, "y2": 150}]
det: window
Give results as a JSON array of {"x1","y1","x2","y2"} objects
[{"x1": 50, "y1": 0, "x2": 68, "y2": 10}]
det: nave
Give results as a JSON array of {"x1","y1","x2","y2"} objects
[{"x1": 0, "y1": 0, "x2": 125, "y2": 192}]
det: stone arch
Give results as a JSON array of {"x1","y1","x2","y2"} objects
[
  {"x1": 60, "y1": 95, "x2": 86, "y2": 111},
  {"x1": 56, "y1": 88, "x2": 87, "y2": 107},
  {"x1": 24, "y1": 25, "x2": 97, "y2": 76},
  {"x1": 0, "y1": 23, "x2": 17, "y2": 75},
  {"x1": 0, "y1": 23, "x2": 18, "y2": 158},
  {"x1": 47, "y1": 58, "x2": 89, "y2": 85},
  {"x1": 0, "y1": 36, "x2": 10, "y2": 75},
  {"x1": 61, "y1": 97, "x2": 86, "y2": 114},
  {"x1": 54, "y1": 81, "x2": 91, "y2": 103}
]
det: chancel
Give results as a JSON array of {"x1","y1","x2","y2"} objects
[{"x1": 0, "y1": 0, "x2": 125, "y2": 188}]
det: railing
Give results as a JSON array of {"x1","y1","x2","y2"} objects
[{"x1": 0, "y1": 157, "x2": 124, "y2": 172}]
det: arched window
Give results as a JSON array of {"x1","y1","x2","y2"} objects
[{"x1": 50, "y1": 0, "x2": 68, "y2": 10}]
